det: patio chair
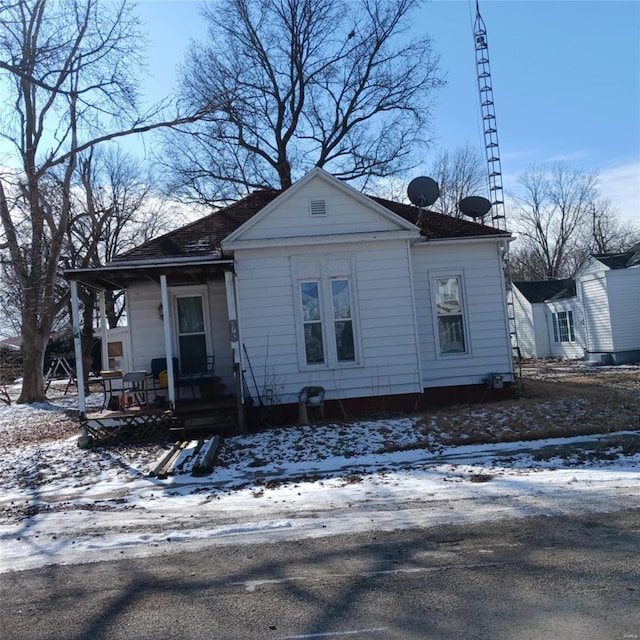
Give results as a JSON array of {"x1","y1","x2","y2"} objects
[{"x1": 120, "y1": 370, "x2": 149, "y2": 409}]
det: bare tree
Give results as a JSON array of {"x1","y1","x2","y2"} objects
[
  {"x1": 509, "y1": 162, "x2": 599, "y2": 280},
  {"x1": 428, "y1": 145, "x2": 486, "y2": 217},
  {"x1": 162, "y1": 0, "x2": 443, "y2": 204},
  {"x1": 0, "y1": 0, "x2": 205, "y2": 403}
]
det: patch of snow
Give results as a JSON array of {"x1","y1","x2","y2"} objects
[{"x1": 1, "y1": 377, "x2": 639, "y2": 573}]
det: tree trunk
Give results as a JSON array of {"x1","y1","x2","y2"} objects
[{"x1": 17, "y1": 326, "x2": 48, "y2": 404}]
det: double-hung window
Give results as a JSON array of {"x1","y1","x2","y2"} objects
[
  {"x1": 297, "y1": 274, "x2": 357, "y2": 368},
  {"x1": 433, "y1": 275, "x2": 467, "y2": 355},
  {"x1": 552, "y1": 310, "x2": 575, "y2": 343}
]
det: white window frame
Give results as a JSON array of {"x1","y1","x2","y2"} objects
[
  {"x1": 170, "y1": 285, "x2": 213, "y2": 373},
  {"x1": 430, "y1": 272, "x2": 470, "y2": 358},
  {"x1": 294, "y1": 267, "x2": 361, "y2": 371},
  {"x1": 552, "y1": 310, "x2": 576, "y2": 343}
]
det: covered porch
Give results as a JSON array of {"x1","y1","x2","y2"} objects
[{"x1": 65, "y1": 258, "x2": 248, "y2": 445}]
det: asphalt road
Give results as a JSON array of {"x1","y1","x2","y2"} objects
[{"x1": 1, "y1": 510, "x2": 638, "y2": 640}]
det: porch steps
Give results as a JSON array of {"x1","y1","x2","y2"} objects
[
  {"x1": 174, "y1": 397, "x2": 240, "y2": 437},
  {"x1": 150, "y1": 436, "x2": 222, "y2": 479}
]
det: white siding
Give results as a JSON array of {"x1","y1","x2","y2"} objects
[
  {"x1": 235, "y1": 240, "x2": 421, "y2": 404},
  {"x1": 606, "y1": 268, "x2": 640, "y2": 351},
  {"x1": 411, "y1": 241, "x2": 513, "y2": 387},
  {"x1": 512, "y1": 287, "x2": 537, "y2": 358},
  {"x1": 546, "y1": 298, "x2": 585, "y2": 359},
  {"x1": 531, "y1": 305, "x2": 551, "y2": 357},
  {"x1": 238, "y1": 175, "x2": 403, "y2": 241},
  {"x1": 579, "y1": 273, "x2": 613, "y2": 352}
]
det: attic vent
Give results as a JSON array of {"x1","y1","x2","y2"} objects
[{"x1": 309, "y1": 199, "x2": 327, "y2": 216}]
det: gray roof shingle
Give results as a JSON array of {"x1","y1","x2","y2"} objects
[{"x1": 513, "y1": 279, "x2": 576, "y2": 303}]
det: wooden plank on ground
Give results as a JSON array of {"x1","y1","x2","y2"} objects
[{"x1": 192, "y1": 436, "x2": 222, "y2": 476}]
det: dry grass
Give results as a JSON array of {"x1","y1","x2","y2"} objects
[{"x1": 411, "y1": 363, "x2": 640, "y2": 447}]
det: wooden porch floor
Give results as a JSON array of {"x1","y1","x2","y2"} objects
[{"x1": 82, "y1": 395, "x2": 240, "y2": 446}]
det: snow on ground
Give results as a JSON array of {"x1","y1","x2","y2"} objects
[{"x1": 1, "y1": 374, "x2": 639, "y2": 574}]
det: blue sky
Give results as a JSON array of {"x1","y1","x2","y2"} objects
[{"x1": 134, "y1": 0, "x2": 640, "y2": 224}]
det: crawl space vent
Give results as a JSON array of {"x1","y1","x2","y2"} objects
[{"x1": 309, "y1": 200, "x2": 327, "y2": 216}]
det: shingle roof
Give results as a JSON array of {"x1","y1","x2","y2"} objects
[
  {"x1": 115, "y1": 189, "x2": 282, "y2": 263},
  {"x1": 593, "y1": 244, "x2": 640, "y2": 269},
  {"x1": 369, "y1": 197, "x2": 509, "y2": 240},
  {"x1": 513, "y1": 279, "x2": 576, "y2": 303},
  {"x1": 114, "y1": 188, "x2": 509, "y2": 263}
]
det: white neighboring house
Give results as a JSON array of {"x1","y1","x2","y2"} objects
[
  {"x1": 576, "y1": 246, "x2": 640, "y2": 364},
  {"x1": 513, "y1": 244, "x2": 640, "y2": 364},
  {"x1": 512, "y1": 279, "x2": 584, "y2": 360},
  {"x1": 66, "y1": 168, "x2": 515, "y2": 429}
]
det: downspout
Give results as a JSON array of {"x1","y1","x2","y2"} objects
[
  {"x1": 497, "y1": 239, "x2": 515, "y2": 379},
  {"x1": 406, "y1": 238, "x2": 423, "y2": 394},
  {"x1": 224, "y1": 270, "x2": 245, "y2": 430},
  {"x1": 70, "y1": 280, "x2": 86, "y2": 419},
  {"x1": 160, "y1": 275, "x2": 176, "y2": 408}
]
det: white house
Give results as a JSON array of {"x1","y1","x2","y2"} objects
[
  {"x1": 513, "y1": 244, "x2": 640, "y2": 364},
  {"x1": 66, "y1": 169, "x2": 515, "y2": 434},
  {"x1": 576, "y1": 246, "x2": 640, "y2": 364},
  {"x1": 512, "y1": 279, "x2": 584, "y2": 360}
]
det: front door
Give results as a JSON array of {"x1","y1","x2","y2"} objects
[{"x1": 174, "y1": 291, "x2": 210, "y2": 373}]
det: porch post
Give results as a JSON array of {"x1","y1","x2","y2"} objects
[
  {"x1": 70, "y1": 280, "x2": 86, "y2": 418},
  {"x1": 160, "y1": 275, "x2": 176, "y2": 408},
  {"x1": 98, "y1": 290, "x2": 108, "y2": 372}
]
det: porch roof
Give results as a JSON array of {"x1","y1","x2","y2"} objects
[{"x1": 65, "y1": 258, "x2": 234, "y2": 291}]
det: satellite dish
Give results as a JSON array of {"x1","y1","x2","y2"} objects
[
  {"x1": 459, "y1": 196, "x2": 492, "y2": 220},
  {"x1": 407, "y1": 176, "x2": 440, "y2": 208}
]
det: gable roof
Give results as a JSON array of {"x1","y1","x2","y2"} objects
[
  {"x1": 513, "y1": 279, "x2": 576, "y2": 303},
  {"x1": 593, "y1": 243, "x2": 640, "y2": 269},
  {"x1": 114, "y1": 181, "x2": 509, "y2": 264}
]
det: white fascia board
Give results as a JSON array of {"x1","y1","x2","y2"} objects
[
  {"x1": 223, "y1": 167, "x2": 418, "y2": 244},
  {"x1": 410, "y1": 234, "x2": 511, "y2": 248},
  {"x1": 223, "y1": 229, "x2": 419, "y2": 250}
]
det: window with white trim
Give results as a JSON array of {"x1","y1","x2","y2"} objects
[
  {"x1": 433, "y1": 275, "x2": 467, "y2": 355},
  {"x1": 552, "y1": 310, "x2": 576, "y2": 343},
  {"x1": 297, "y1": 276, "x2": 358, "y2": 368}
]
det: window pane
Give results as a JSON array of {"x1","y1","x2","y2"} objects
[
  {"x1": 438, "y1": 316, "x2": 466, "y2": 353},
  {"x1": 179, "y1": 335, "x2": 207, "y2": 372},
  {"x1": 177, "y1": 296, "x2": 204, "y2": 333},
  {"x1": 331, "y1": 280, "x2": 351, "y2": 319},
  {"x1": 304, "y1": 323, "x2": 324, "y2": 364},
  {"x1": 301, "y1": 282, "x2": 321, "y2": 321},
  {"x1": 568, "y1": 311, "x2": 575, "y2": 342},
  {"x1": 335, "y1": 321, "x2": 355, "y2": 362},
  {"x1": 558, "y1": 312, "x2": 569, "y2": 342},
  {"x1": 435, "y1": 278, "x2": 461, "y2": 314}
]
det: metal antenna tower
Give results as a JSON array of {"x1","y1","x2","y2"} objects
[
  {"x1": 473, "y1": 1, "x2": 522, "y2": 379},
  {"x1": 474, "y1": 0, "x2": 506, "y2": 230}
]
